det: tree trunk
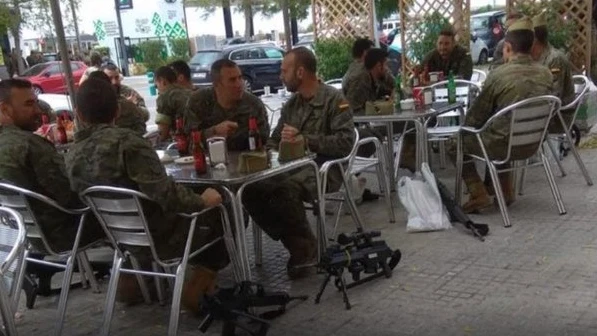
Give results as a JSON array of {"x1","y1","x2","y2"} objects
[
  {"x1": 12, "y1": 0, "x2": 24, "y2": 75},
  {"x1": 69, "y1": 0, "x2": 82, "y2": 55},
  {"x1": 243, "y1": 0, "x2": 252, "y2": 40},
  {"x1": 222, "y1": 0, "x2": 233, "y2": 38},
  {"x1": 281, "y1": 0, "x2": 291, "y2": 51},
  {"x1": 290, "y1": 16, "x2": 298, "y2": 45}
]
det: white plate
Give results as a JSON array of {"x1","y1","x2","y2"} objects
[{"x1": 174, "y1": 156, "x2": 195, "y2": 165}]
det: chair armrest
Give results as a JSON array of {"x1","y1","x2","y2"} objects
[
  {"x1": 319, "y1": 156, "x2": 350, "y2": 176},
  {"x1": 460, "y1": 126, "x2": 482, "y2": 134}
]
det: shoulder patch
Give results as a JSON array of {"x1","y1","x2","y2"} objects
[
  {"x1": 338, "y1": 99, "x2": 350, "y2": 111},
  {"x1": 550, "y1": 68, "x2": 561, "y2": 73}
]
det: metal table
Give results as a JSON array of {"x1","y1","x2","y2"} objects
[
  {"x1": 164, "y1": 151, "x2": 324, "y2": 282},
  {"x1": 261, "y1": 95, "x2": 289, "y2": 129},
  {"x1": 353, "y1": 102, "x2": 464, "y2": 188}
]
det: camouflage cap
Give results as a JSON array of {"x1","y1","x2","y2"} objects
[
  {"x1": 532, "y1": 12, "x2": 547, "y2": 28},
  {"x1": 507, "y1": 16, "x2": 534, "y2": 32}
]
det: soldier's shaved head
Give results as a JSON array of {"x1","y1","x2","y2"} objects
[{"x1": 76, "y1": 78, "x2": 119, "y2": 124}]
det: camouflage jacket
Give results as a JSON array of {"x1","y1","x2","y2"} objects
[
  {"x1": 537, "y1": 44, "x2": 575, "y2": 107},
  {"x1": 465, "y1": 54, "x2": 553, "y2": 150},
  {"x1": 268, "y1": 83, "x2": 354, "y2": 159},
  {"x1": 120, "y1": 84, "x2": 150, "y2": 119},
  {"x1": 344, "y1": 66, "x2": 392, "y2": 115},
  {"x1": 155, "y1": 85, "x2": 193, "y2": 131},
  {"x1": 0, "y1": 125, "x2": 90, "y2": 252},
  {"x1": 185, "y1": 87, "x2": 270, "y2": 151},
  {"x1": 342, "y1": 60, "x2": 394, "y2": 97},
  {"x1": 116, "y1": 97, "x2": 148, "y2": 136},
  {"x1": 65, "y1": 124, "x2": 207, "y2": 238},
  {"x1": 422, "y1": 44, "x2": 473, "y2": 80}
]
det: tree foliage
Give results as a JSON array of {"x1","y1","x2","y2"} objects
[
  {"x1": 409, "y1": 12, "x2": 449, "y2": 63},
  {"x1": 516, "y1": 1, "x2": 576, "y2": 51},
  {"x1": 314, "y1": 37, "x2": 353, "y2": 80}
]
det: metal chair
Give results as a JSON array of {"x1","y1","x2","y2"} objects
[
  {"x1": 471, "y1": 69, "x2": 487, "y2": 85},
  {"x1": 252, "y1": 128, "x2": 374, "y2": 266},
  {"x1": 426, "y1": 80, "x2": 481, "y2": 170},
  {"x1": 80, "y1": 186, "x2": 234, "y2": 336},
  {"x1": 324, "y1": 78, "x2": 343, "y2": 90},
  {"x1": 0, "y1": 207, "x2": 27, "y2": 336},
  {"x1": 458, "y1": 95, "x2": 566, "y2": 227},
  {"x1": 542, "y1": 75, "x2": 592, "y2": 185},
  {"x1": 0, "y1": 182, "x2": 100, "y2": 336}
]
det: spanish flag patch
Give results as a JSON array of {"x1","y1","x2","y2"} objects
[{"x1": 339, "y1": 99, "x2": 350, "y2": 111}]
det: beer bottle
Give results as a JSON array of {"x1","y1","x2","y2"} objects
[
  {"x1": 174, "y1": 117, "x2": 189, "y2": 156},
  {"x1": 56, "y1": 114, "x2": 68, "y2": 144},
  {"x1": 447, "y1": 70, "x2": 456, "y2": 104},
  {"x1": 192, "y1": 130, "x2": 207, "y2": 174},
  {"x1": 248, "y1": 116, "x2": 262, "y2": 151}
]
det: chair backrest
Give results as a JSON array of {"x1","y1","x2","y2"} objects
[
  {"x1": 471, "y1": 69, "x2": 487, "y2": 84},
  {"x1": 430, "y1": 80, "x2": 481, "y2": 110},
  {"x1": 0, "y1": 206, "x2": 27, "y2": 314},
  {"x1": 483, "y1": 95, "x2": 560, "y2": 163},
  {"x1": 80, "y1": 186, "x2": 161, "y2": 262},
  {"x1": 0, "y1": 182, "x2": 81, "y2": 256},
  {"x1": 560, "y1": 75, "x2": 590, "y2": 129},
  {"x1": 324, "y1": 78, "x2": 343, "y2": 90}
]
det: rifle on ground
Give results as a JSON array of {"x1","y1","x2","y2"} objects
[
  {"x1": 199, "y1": 281, "x2": 308, "y2": 336},
  {"x1": 436, "y1": 180, "x2": 489, "y2": 242},
  {"x1": 315, "y1": 230, "x2": 401, "y2": 309}
]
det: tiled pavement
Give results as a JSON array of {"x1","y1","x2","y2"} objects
[{"x1": 13, "y1": 148, "x2": 597, "y2": 336}]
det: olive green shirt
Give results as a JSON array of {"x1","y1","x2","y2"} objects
[
  {"x1": 342, "y1": 60, "x2": 394, "y2": 97},
  {"x1": 120, "y1": 84, "x2": 150, "y2": 119},
  {"x1": 185, "y1": 87, "x2": 269, "y2": 151},
  {"x1": 344, "y1": 66, "x2": 391, "y2": 115},
  {"x1": 536, "y1": 44, "x2": 575, "y2": 107},
  {"x1": 155, "y1": 85, "x2": 193, "y2": 131},
  {"x1": 422, "y1": 44, "x2": 473, "y2": 80}
]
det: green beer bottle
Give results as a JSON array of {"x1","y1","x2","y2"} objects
[{"x1": 447, "y1": 70, "x2": 456, "y2": 104}]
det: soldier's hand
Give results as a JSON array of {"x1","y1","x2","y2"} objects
[
  {"x1": 201, "y1": 188, "x2": 222, "y2": 208},
  {"x1": 214, "y1": 121, "x2": 239, "y2": 137},
  {"x1": 281, "y1": 123, "x2": 299, "y2": 141}
]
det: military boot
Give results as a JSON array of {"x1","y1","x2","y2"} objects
[
  {"x1": 463, "y1": 177, "x2": 492, "y2": 214},
  {"x1": 281, "y1": 229, "x2": 317, "y2": 280},
  {"x1": 115, "y1": 274, "x2": 156, "y2": 305},
  {"x1": 181, "y1": 265, "x2": 218, "y2": 315},
  {"x1": 485, "y1": 172, "x2": 515, "y2": 206}
]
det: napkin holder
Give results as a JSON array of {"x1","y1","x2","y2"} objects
[
  {"x1": 238, "y1": 150, "x2": 269, "y2": 173},
  {"x1": 365, "y1": 100, "x2": 394, "y2": 115},
  {"x1": 207, "y1": 137, "x2": 228, "y2": 166},
  {"x1": 278, "y1": 135, "x2": 306, "y2": 162}
]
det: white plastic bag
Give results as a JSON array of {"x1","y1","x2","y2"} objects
[{"x1": 398, "y1": 163, "x2": 451, "y2": 232}]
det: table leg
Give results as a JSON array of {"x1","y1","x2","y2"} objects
[
  {"x1": 386, "y1": 122, "x2": 396, "y2": 191},
  {"x1": 222, "y1": 187, "x2": 252, "y2": 281},
  {"x1": 414, "y1": 120, "x2": 427, "y2": 170}
]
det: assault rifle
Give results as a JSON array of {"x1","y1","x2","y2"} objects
[
  {"x1": 199, "y1": 281, "x2": 308, "y2": 336},
  {"x1": 315, "y1": 230, "x2": 401, "y2": 310},
  {"x1": 436, "y1": 180, "x2": 489, "y2": 241}
]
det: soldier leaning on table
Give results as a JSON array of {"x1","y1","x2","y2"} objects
[
  {"x1": 531, "y1": 12, "x2": 576, "y2": 133},
  {"x1": 243, "y1": 47, "x2": 355, "y2": 279},
  {"x1": 0, "y1": 79, "x2": 104, "y2": 253},
  {"x1": 66, "y1": 78, "x2": 227, "y2": 314},
  {"x1": 450, "y1": 17, "x2": 554, "y2": 214},
  {"x1": 154, "y1": 66, "x2": 194, "y2": 141},
  {"x1": 185, "y1": 59, "x2": 269, "y2": 150},
  {"x1": 421, "y1": 26, "x2": 473, "y2": 80}
]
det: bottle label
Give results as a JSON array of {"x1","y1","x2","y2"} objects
[{"x1": 249, "y1": 137, "x2": 256, "y2": 151}]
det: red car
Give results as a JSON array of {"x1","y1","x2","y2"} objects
[{"x1": 20, "y1": 61, "x2": 87, "y2": 95}]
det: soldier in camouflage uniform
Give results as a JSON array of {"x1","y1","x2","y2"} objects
[
  {"x1": 102, "y1": 63, "x2": 150, "y2": 119},
  {"x1": 0, "y1": 79, "x2": 103, "y2": 253},
  {"x1": 422, "y1": 27, "x2": 473, "y2": 80},
  {"x1": 342, "y1": 38, "x2": 394, "y2": 97},
  {"x1": 452, "y1": 18, "x2": 554, "y2": 213},
  {"x1": 243, "y1": 47, "x2": 355, "y2": 279},
  {"x1": 153, "y1": 66, "x2": 193, "y2": 141},
  {"x1": 185, "y1": 59, "x2": 269, "y2": 150},
  {"x1": 531, "y1": 13, "x2": 576, "y2": 133},
  {"x1": 86, "y1": 71, "x2": 148, "y2": 136},
  {"x1": 491, "y1": 12, "x2": 524, "y2": 70},
  {"x1": 169, "y1": 60, "x2": 198, "y2": 91},
  {"x1": 66, "y1": 78, "x2": 227, "y2": 312}
]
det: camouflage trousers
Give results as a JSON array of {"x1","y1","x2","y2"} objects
[
  {"x1": 243, "y1": 166, "x2": 341, "y2": 241},
  {"x1": 132, "y1": 207, "x2": 230, "y2": 271}
]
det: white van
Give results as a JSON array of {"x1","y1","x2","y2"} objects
[{"x1": 381, "y1": 20, "x2": 400, "y2": 35}]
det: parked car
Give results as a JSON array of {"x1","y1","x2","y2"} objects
[
  {"x1": 20, "y1": 61, "x2": 87, "y2": 95},
  {"x1": 189, "y1": 43, "x2": 285, "y2": 93},
  {"x1": 42, "y1": 53, "x2": 58, "y2": 62},
  {"x1": 471, "y1": 10, "x2": 506, "y2": 57}
]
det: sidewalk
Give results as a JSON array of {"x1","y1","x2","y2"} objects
[{"x1": 13, "y1": 148, "x2": 597, "y2": 336}]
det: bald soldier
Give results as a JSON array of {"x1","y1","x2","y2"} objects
[
  {"x1": 421, "y1": 27, "x2": 473, "y2": 80},
  {"x1": 531, "y1": 12, "x2": 575, "y2": 132},
  {"x1": 452, "y1": 17, "x2": 554, "y2": 213}
]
